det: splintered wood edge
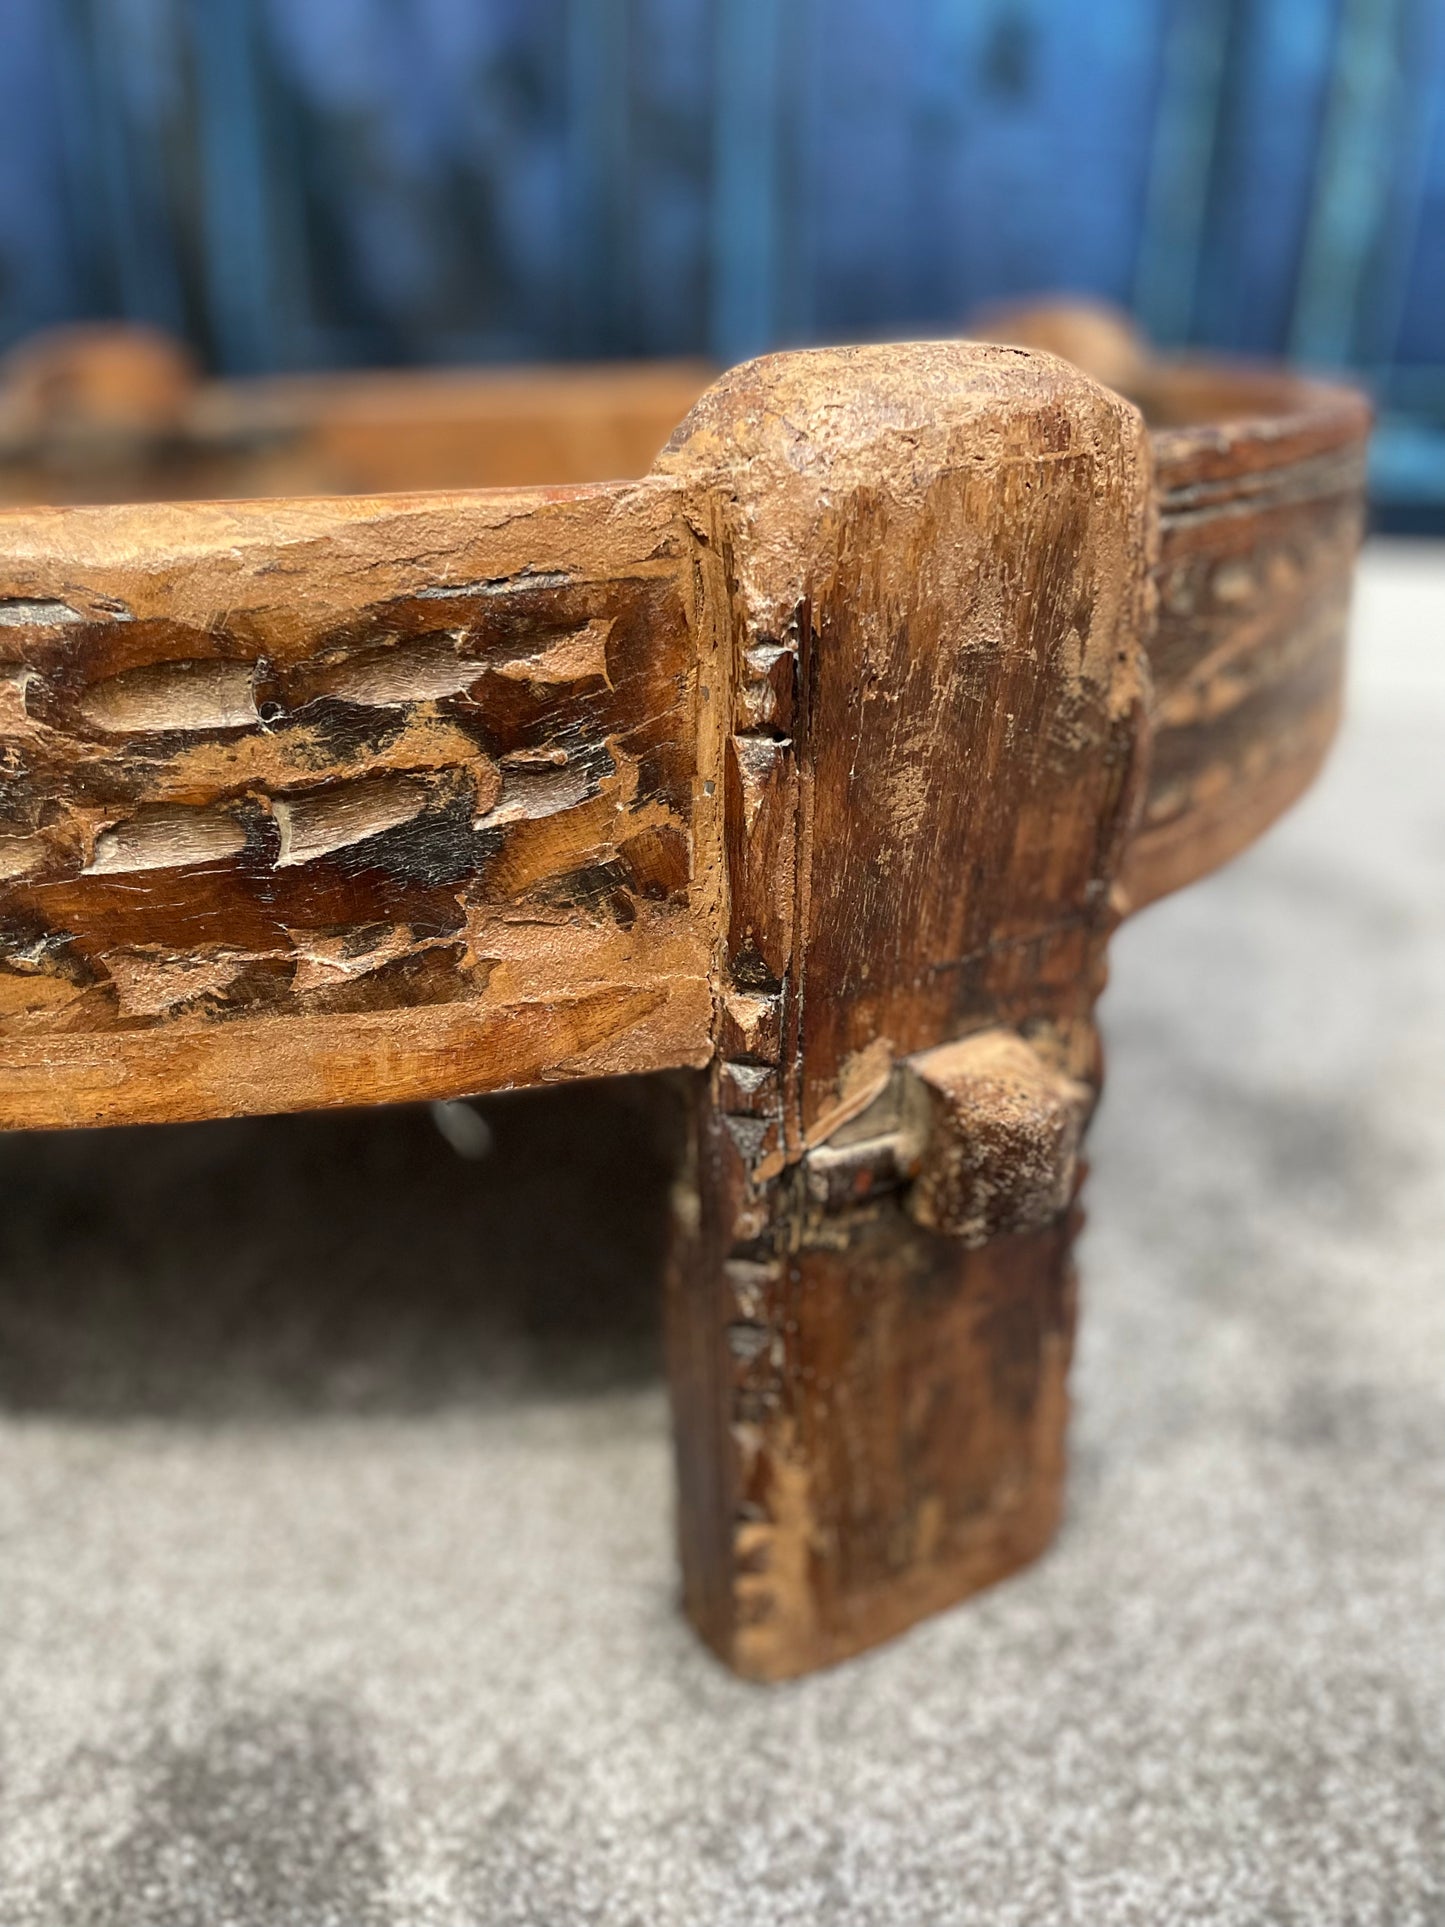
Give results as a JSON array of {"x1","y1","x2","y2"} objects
[{"x1": 0, "y1": 476, "x2": 719, "y2": 1128}]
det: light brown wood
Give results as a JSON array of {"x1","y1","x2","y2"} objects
[
  {"x1": 0, "y1": 330, "x2": 712, "y2": 505},
  {"x1": 903, "y1": 1031, "x2": 1092, "y2": 1245},
  {"x1": 0, "y1": 481, "x2": 715, "y2": 1127},
  {"x1": 0, "y1": 316, "x2": 1369, "y2": 1678}
]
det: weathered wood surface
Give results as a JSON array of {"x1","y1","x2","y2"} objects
[
  {"x1": 0, "y1": 322, "x2": 1370, "y2": 928},
  {"x1": 659, "y1": 343, "x2": 1152, "y2": 1676},
  {"x1": 0, "y1": 322, "x2": 1368, "y2": 1678},
  {"x1": 0, "y1": 481, "x2": 714, "y2": 1127},
  {"x1": 965, "y1": 305, "x2": 1371, "y2": 911},
  {"x1": 1123, "y1": 366, "x2": 1370, "y2": 908}
]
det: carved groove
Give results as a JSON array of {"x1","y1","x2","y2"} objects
[
  {"x1": 272, "y1": 775, "x2": 432, "y2": 867},
  {"x1": 474, "y1": 758, "x2": 602, "y2": 829},
  {"x1": 289, "y1": 634, "x2": 480, "y2": 708},
  {"x1": 493, "y1": 618, "x2": 612, "y2": 685},
  {"x1": 77, "y1": 659, "x2": 260, "y2": 733},
  {"x1": 0, "y1": 482, "x2": 709, "y2": 1100},
  {"x1": 0, "y1": 598, "x2": 87, "y2": 627},
  {"x1": 86, "y1": 807, "x2": 248, "y2": 875}
]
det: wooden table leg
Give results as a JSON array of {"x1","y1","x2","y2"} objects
[
  {"x1": 667, "y1": 1062, "x2": 1089, "y2": 1680},
  {"x1": 658, "y1": 343, "x2": 1153, "y2": 1678}
]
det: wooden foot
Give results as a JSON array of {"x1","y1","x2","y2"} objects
[
  {"x1": 659, "y1": 344, "x2": 1151, "y2": 1677},
  {"x1": 667, "y1": 1070, "x2": 1084, "y2": 1680}
]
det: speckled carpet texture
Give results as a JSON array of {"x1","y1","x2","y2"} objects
[{"x1": 1, "y1": 542, "x2": 1442, "y2": 1926}]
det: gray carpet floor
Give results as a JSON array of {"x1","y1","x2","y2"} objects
[{"x1": 1, "y1": 543, "x2": 1442, "y2": 1925}]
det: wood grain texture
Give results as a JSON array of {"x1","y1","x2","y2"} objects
[
  {"x1": 1122, "y1": 364, "x2": 1370, "y2": 908},
  {"x1": 659, "y1": 342, "x2": 1151, "y2": 1678},
  {"x1": 0, "y1": 479, "x2": 715, "y2": 1127},
  {"x1": 3, "y1": 325, "x2": 1369, "y2": 936},
  {"x1": 964, "y1": 309, "x2": 1370, "y2": 911},
  {"x1": 0, "y1": 328, "x2": 1368, "y2": 1679}
]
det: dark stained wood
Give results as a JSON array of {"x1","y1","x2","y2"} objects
[
  {"x1": 1123, "y1": 364, "x2": 1370, "y2": 908},
  {"x1": 903, "y1": 1030, "x2": 1092, "y2": 1245},
  {"x1": 659, "y1": 343, "x2": 1151, "y2": 1678},
  {"x1": 667, "y1": 1133, "x2": 1080, "y2": 1675},
  {"x1": 964, "y1": 305, "x2": 1371, "y2": 912},
  {"x1": 1, "y1": 322, "x2": 1372, "y2": 929}
]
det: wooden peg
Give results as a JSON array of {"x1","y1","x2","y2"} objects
[{"x1": 903, "y1": 1029, "x2": 1092, "y2": 1246}]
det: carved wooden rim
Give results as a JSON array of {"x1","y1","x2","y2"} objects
[
  {"x1": 1120, "y1": 358, "x2": 1370, "y2": 910},
  {"x1": 1141, "y1": 359, "x2": 1373, "y2": 498},
  {"x1": 0, "y1": 339, "x2": 1369, "y2": 1130}
]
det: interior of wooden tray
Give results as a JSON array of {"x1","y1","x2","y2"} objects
[{"x1": 0, "y1": 331, "x2": 1367, "y2": 510}]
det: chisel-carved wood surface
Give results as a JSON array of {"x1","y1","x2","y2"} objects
[
  {"x1": 0, "y1": 322, "x2": 1368, "y2": 1677},
  {"x1": 0, "y1": 483, "x2": 715, "y2": 1125}
]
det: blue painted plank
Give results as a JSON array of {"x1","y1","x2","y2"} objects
[
  {"x1": 259, "y1": 0, "x2": 572, "y2": 365},
  {"x1": 628, "y1": 0, "x2": 711, "y2": 357},
  {"x1": 804, "y1": 0, "x2": 919, "y2": 340},
  {"x1": 1368, "y1": 0, "x2": 1445, "y2": 375},
  {"x1": 1289, "y1": 0, "x2": 1414, "y2": 367},
  {"x1": 1191, "y1": 0, "x2": 1343, "y2": 355},
  {"x1": 565, "y1": 0, "x2": 632, "y2": 355},
  {"x1": 917, "y1": 0, "x2": 1168, "y2": 323},
  {"x1": 1132, "y1": 0, "x2": 1235, "y2": 345},
  {"x1": 188, "y1": 0, "x2": 284, "y2": 371},
  {"x1": 709, "y1": 0, "x2": 790, "y2": 359},
  {"x1": 0, "y1": 0, "x2": 84, "y2": 344},
  {"x1": 0, "y1": 0, "x2": 1441, "y2": 509}
]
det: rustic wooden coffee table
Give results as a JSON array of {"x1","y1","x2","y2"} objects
[{"x1": 0, "y1": 317, "x2": 1367, "y2": 1678}]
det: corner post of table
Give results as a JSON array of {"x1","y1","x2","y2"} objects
[{"x1": 656, "y1": 342, "x2": 1156, "y2": 1679}]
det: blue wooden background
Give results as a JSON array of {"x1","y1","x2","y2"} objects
[{"x1": 1, "y1": 0, "x2": 1442, "y2": 522}]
